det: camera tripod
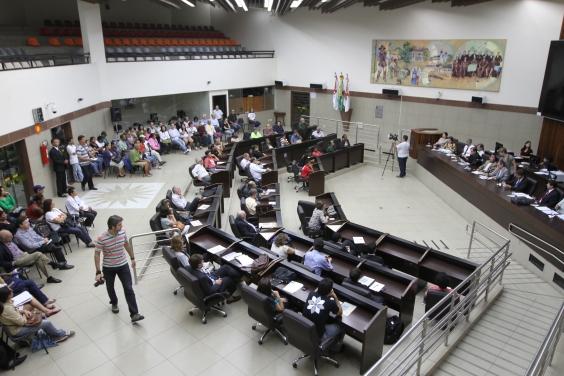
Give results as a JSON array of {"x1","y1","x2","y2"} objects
[{"x1": 382, "y1": 143, "x2": 398, "y2": 176}]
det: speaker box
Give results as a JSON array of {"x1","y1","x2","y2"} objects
[
  {"x1": 471, "y1": 95, "x2": 486, "y2": 104},
  {"x1": 177, "y1": 110, "x2": 186, "y2": 119},
  {"x1": 110, "y1": 106, "x2": 122, "y2": 122},
  {"x1": 383, "y1": 88, "x2": 401, "y2": 96},
  {"x1": 275, "y1": 80, "x2": 288, "y2": 86},
  {"x1": 310, "y1": 83, "x2": 326, "y2": 89}
]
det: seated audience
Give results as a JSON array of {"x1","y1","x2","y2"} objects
[
  {"x1": 192, "y1": 158, "x2": 212, "y2": 184},
  {"x1": 0, "y1": 188, "x2": 17, "y2": 218},
  {"x1": 344, "y1": 267, "x2": 385, "y2": 303},
  {"x1": 248, "y1": 108, "x2": 261, "y2": 128},
  {"x1": 211, "y1": 142, "x2": 223, "y2": 158},
  {"x1": 228, "y1": 109, "x2": 241, "y2": 132},
  {"x1": 102, "y1": 143, "x2": 126, "y2": 177},
  {"x1": 330, "y1": 232, "x2": 360, "y2": 257},
  {"x1": 29, "y1": 185, "x2": 45, "y2": 206},
  {"x1": 170, "y1": 235, "x2": 188, "y2": 268},
  {"x1": 271, "y1": 233, "x2": 296, "y2": 260},
  {"x1": 27, "y1": 195, "x2": 45, "y2": 222},
  {"x1": 240, "y1": 153, "x2": 251, "y2": 170},
  {"x1": 302, "y1": 278, "x2": 346, "y2": 353},
  {"x1": 118, "y1": 134, "x2": 130, "y2": 151},
  {"x1": 263, "y1": 123, "x2": 275, "y2": 136},
  {"x1": 462, "y1": 147, "x2": 482, "y2": 167},
  {"x1": 543, "y1": 155, "x2": 558, "y2": 171},
  {"x1": 0, "y1": 212, "x2": 16, "y2": 234},
  {"x1": 538, "y1": 180, "x2": 560, "y2": 209},
  {"x1": 424, "y1": 272, "x2": 456, "y2": 299},
  {"x1": 66, "y1": 187, "x2": 97, "y2": 229},
  {"x1": 298, "y1": 151, "x2": 312, "y2": 168},
  {"x1": 0, "y1": 286, "x2": 73, "y2": 344},
  {"x1": 476, "y1": 143, "x2": 485, "y2": 157},
  {"x1": 204, "y1": 121, "x2": 216, "y2": 146},
  {"x1": 242, "y1": 181, "x2": 263, "y2": 199},
  {"x1": 249, "y1": 158, "x2": 271, "y2": 182},
  {"x1": 180, "y1": 123, "x2": 195, "y2": 150},
  {"x1": 442, "y1": 137, "x2": 457, "y2": 153},
  {"x1": 0, "y1": 230, "x2": 61, "y2": 283},
  {"x1": 477, "y1": 154, "x2": 497, "y2": 173},
  {"x1": 0, "y1": 274, "x2": 55, "y2": 315},
  {"x1": 297, "y1": 118, "x2": 308, "y2": 136},
  {"x1": 279, "y1": 135, "x2": 290, "y2": 147},
  {"x1": 308, "y1": 201, "x2": 328, "y2": 232},
  {"x1": 486, "y1": 160, "x2": 510, "y2": 182},
  {"x1": 235, "y1": 211, "x2": 259, "y2": 243},
  {"x1": 158, "y1": 124, "x2": 172, "y2": 154},
  {"x1": 341, "y1": 134, "x2": 351, "y2": 148},
  {"x1": 503, "y1": 169, "x2": 532, "y2": 193},
  {"x1": 519, "y1": 141, "x2": 533, "y2": 159},
  {"x1": 188, "y1": 121, "x2": 202, "y2": 149},
  {"x1": 461, "y1": 138, "x2": 474, "y2": 157},
  {"x1": 171, "y1": 186, "x2": 200, "y2": 213},
  {"x1": 245, "y1": 189, "x2": 258, "y2": 216},
  {"x1": 290, "y1": 131, "x2": 302, "y2": 144},
  {"x1": 250, "y1": 129, "x2": 262, "y2": 140},
  {"x1": 139, "y1": 136, "x2": 164, "y2": 167},
  {"x1": 251, "y1": 145, "x2": 264, "y2": 159},
  {"x1": 301, "y1": 159, "x2": 315, "y2": 180},
  {"x1": 158, "y1": 199, "x2": 189, "y2": 225},
  {"x1": 304, "y1": 238, "x2": 333, "y2": 276},
  {"x1": 204, "y1": 151, "x2": 217, "y2": 172},
  {"x1": 312, "y1": 147, "x2": 322, "y2": 157},
  {"x1": 263, "y1": 139, "x2": 274, "y2": 151},
  {"x1": 360, "y1": 241, "x2": 387, "y2": 266},
  {"x1": 222, "y1": 118, "x2": 234, "y2": 137},
  {"x1": 210, "y1": 114, "x2": 221, "y2": 133},
  {"x1": 326, "y1": 141, "x2": 335, "y2": 152},
  {"x1": 498, "y1": 147, "x2": 516, "y2": 175},
  {"x1": 148, "y1": 122, "x2": 159, "y2": 134},
  {"x1": 159, "y1": 205, "x2": 188, "y2": 237},
  {"x1": 188, "y1": 254, "x2": 242, "y2": 304},
  {"x1": 257, "y1": 278, "x2": 286, "y2": 312},
  {"x1": 311, "y1": 126, "x2": 324, "y2": 139},
  {"x1": 129, "y1": 142, "x2": 153, "y2": 177},
  {"x1": 147, "y1": 132, "x2": 164, "y2": 157},
  {"x1": 273, "y1": 121, "x2": 284, "y2": 134},
  {"x1": 43, "y1": 199, "x2": 94, "y2": 248},
  {"x1": 168, "y1": 123, "x2": 189, "y2": 154},
  {"x1": 433, "y1": 132, "x2": 448, "y2": 148},
  {"x1": 14, "y1": 217, "x2": 73, "y2": 269}
]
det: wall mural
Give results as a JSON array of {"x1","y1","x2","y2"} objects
[{"x1": 370, "y1": 39, "x2": 507, "y2": 92}]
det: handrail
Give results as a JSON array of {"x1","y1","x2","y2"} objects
[
  {"x1": 0, "y1": 53, "x2": 91, "y2": 70},
  {"x1": 129, "y1": 228, "x2": 181, "y2": 284},
  {"x1": 466, "y1": 220, "x2": 509, "y2": 257},
  {"x1": 363, "y1": 220, "x2": 511, "y2": 376},
  {"x1": 526, "y1": 301, "x2": 564, "y2": 376},
  {"x1": 301, "y1": 115, "x2": 380, "y2": 151},
  {"x1": 508, "y1": 223, "x2": 564, "y2": 267}
]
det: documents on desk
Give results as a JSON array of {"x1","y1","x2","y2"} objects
[
  {"x1": 235, "y1": 254, "x2": 254, "y2": 267},
  {"x1": 353, "y1": 237, "x2": 365, "y2": 244},
  {"x1": 260, "y1": 222, "x2": 278, "y2": 229},
  {"x1": 208, "y1": 245, "x2": 226, "y2": 254},
  {"x1": 265, "y1": 189, "x2": 275, "y2": 195},
  {"x1": 472, "y1": 171, "x2": 484, "y2": 175},
  {"x1": 327, "y1": 224, "x2": 344, "y2": 232},
  {"x1": 198, "y1": 204, "x2": 210, "y2": 210},
  {"x1": 269, "y1": 201, "x2": 276, "y2": 205},
  {"x1": 190, "y1": 220, "x2": 203, "y2": 226},
  {"x1": 341, "y1": 302, "x2": 357, "y2": 317},
  {"x1": 283, "y1": 281, "x2": 304, "y2": 294},
  {"x1": 217, "y1": 161, "x2": 225, "y2": 165},
  {"x1": 358, "y1": 276, "x2": 375, "y2": 286},
  {"x1": 369, "y1": 282, "x2": 386, "y2": 293},
  {"x1": 223, "y1": 252, "x2": 242, "y2": 262}
]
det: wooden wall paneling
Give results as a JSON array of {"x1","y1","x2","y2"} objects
[
  {"x1": 230, "y1": 98, "x2": 243, "y2": 114},
  {"x1": 537, "y1": 118, "x2": 564, "y2": 169}
]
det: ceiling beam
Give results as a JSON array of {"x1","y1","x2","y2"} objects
[
  {"x1": 379, "y1": 0, "x2": 425, "y2": 11},
  {"x1": 451, "y1": 0, "x2": 492, "y2": 6}
]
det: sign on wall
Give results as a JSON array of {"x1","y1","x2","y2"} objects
[{"x1": 370, "y1": 39, "x2": 507, "y2": 92}]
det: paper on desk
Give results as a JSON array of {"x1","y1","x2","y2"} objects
[
  {"x1": 223, "y1": 252, "x2": 242, "y2": 261},
  {"x1": 558, "y1": 215, "x2": 564, "y2": 221},
  {"x1": 369, "y1": 282, "x2": 386, "y2": 293},
  {"x1": 260, "y1": 222, "x2": 277, "y2": 229},
  {"x1": 266, "y1": 189, "x2": 275, "y2": 194},
  {"x1": 472, "y1": 171, "x2": 484, "y2": 175},
  {"x1": 535, "y1": 206, "x2": 552, "y2": 212},
  {"x1": 217, "y1": 161, "x2": 225, "y2": 165},
  {"x1": 327, "y1": 224, "x2": 344, "y2": 232},
  {"x1": 358, "y1": 276, "x2": 374, "y2": 286},
  {"x1": 198, "y1": 204, "x2": 210, "y2": 210},
  {"x1": 208, "y1": 245, "x2": 226, "y2": 254},
  {"x1": 235, "y1": 255, "x2": 254, "y2": 267},
  {"x1": 341, "y1": 302, "x2": 357, "y2": 317},
  {"x1": 353, "y1": 237, "x2": 365, "y2": 244},
  {"x1": 329, "y1": 218, "x2": 335, "y2": 221},
  {"x1": 534, "y1": 171, "x2": 549, "y2": 175},
  {"x1": 283, "y1": 281, "x2": 304, "y2": 294},
  {"x1": 269, "y1": 201, "x2": 276, "y2": 205},
  {"x1": 514, "y1": 193, "x2": 529, "y2": 197},
  {"x1": 458, "y1": 162, "x2": 470, "y2": 166},
  {"x1": 190, "y1": 220, "x2": 203, "y2": 226}
]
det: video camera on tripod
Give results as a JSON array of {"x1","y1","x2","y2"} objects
[{"x1": 388, "y1": 133, "x2": 399, "y2": 141}]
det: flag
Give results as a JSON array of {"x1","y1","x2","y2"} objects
[
  {"x1": 338, "y1": 74, "x2": 344, "y2": 111},
  {"x1": 332, "y1": 74, "x2": 338, "y2": 110},
  {"x1": 344, "y1": 74, "x2": 350, "y2": 112}
]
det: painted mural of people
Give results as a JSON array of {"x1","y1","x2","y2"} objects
[{"x1": 375, "y1": 45, "x2": 388, "y2": 82}]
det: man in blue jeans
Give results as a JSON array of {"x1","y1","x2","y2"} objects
[
  {"x1": 95, "y1": 215, "x2": 144, "y2": 323},
  {"x1": 393, "y1": 135, "x2": 410, "y2": 178}
]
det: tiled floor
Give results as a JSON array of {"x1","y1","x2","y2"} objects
[{"x1": 7, "y1": 155, "x2": 563, "y2": 376}]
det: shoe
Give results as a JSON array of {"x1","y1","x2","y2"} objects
[
  {"x1": 66, "y1": 330, "x2": 75, "y2": 338},
  {"x1": 37, "y1": 284, "x2": 45, "y2": 290},
  {"x1": 159, "y1": 161, "x2": 166, "y2": 166},
  {"x1": 90, "y1": 187, "x2": 98, "y2": 190},
  {"x1": 118, "y1": 175, "x2": 125, "y2": 178},
  {"x1": 54, "y1": 335, "x2": 68, "y2": 343},
  {"x1": 59, "y1": 264, "x2": 74, "y2": 270},
  {"x1": 131, "y1": 313, "x2": 145, "y2": 322},
  {"x1": 52, "y1": 246, "x2": 63, "y2": 252},
  {"x1": 396, "y1": 175, "x2": 404, "y2": 178},
  {"x1": 47, "y1": 276, "x2": 62, "y2": 283},
  {"x1": 81, "y1": 185, "x2": 85, "y2": 191},
  {"x1": 57, "y1": 194, "x2": 67, "y2": 198},
  {"x1": 7, "y1": 355, "x2": 27, "y2": 369},
  {"x1": 49, "y1": 262, "x2": 59, "y2": 270},
  {"x1": 153, "y1": 166, "x2": 161, "y2": 170},
  {"x1": 87, "y1": 243, "x2": 96, "y2": 248},
  {"x1": 111, "y1": 304, "x2": 119, "y2": 314},
  {"x1": 226, "y1": 295, "x2": 241, "y2": 304},
  {"x1": 86, "y1": 226, "x2": 94, "y2": 231},
  {"x1": 45, "y1": 309, "x2": 61, "y2": 317}
]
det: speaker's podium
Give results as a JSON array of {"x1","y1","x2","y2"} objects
[{"x1": 409, "y1": 128, "x2": 444, "y2": 159}]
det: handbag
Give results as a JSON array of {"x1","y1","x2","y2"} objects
[
  {"x1": 112, "y1": 154, "x2": 122, "y2": 164},
  {"x1": 34, "y1": 220, "x2": 52, "y2": 238},
  {"x1": 24, "y1": 311, "x2": 43, "y2": 327}
]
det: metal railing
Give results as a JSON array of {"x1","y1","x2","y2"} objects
[
  {"x1": 363, "y1": 221, "x2": 511, "y2": 376},
  {"x1": 105, "y1": 50, "x2": 274, "y2": 63},
  {"x1": 0, "y1": 53, "x2": 91, "y2": 70},
  {"x1": 526, "y1": 301, "x2": 564, "y2": 376},
  {"x1": 508, "y1": 223, "x2": 564, "y2": 268},
  {"x1": 301, "y1": 115, "x2": 380, "y2": 151},
  {"x1": 130, "y1": 228, "x2": 180, "y2": 284}
]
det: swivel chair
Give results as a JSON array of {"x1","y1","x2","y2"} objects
[
  {"x1": 177, "y1": 267, "x2": 227, "y2": 324},
  {"x1": 241, "y1": 285, "x2": 288, "y2": 345}
]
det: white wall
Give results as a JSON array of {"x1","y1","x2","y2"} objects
[{"x1": 211, "y1": 0, "x2": 564, "y2": 107}]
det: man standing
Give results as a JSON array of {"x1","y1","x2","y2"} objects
[
  {"x1": 393, "y1": 135, "x2": 410, "y2": 178},
  {"x1": 192, "y1": 158, "x2": 212, "y2": 184},
  {"x1": 95, "y1": 215, "x2": 144, "y2": 322},
  {"x1": 76, "y1": 135, "x2": 97, "y2": 192},
  {"x1": 213, "y1": 105, "x2": 223, "y2": 121},
  {"x1": 171, "y1": 186, "x2": 200, "y2": 213},
  {"x1": 67, "y1": 138, "x2": 83, "y2": 184},
  {"x1": 48, "y1": 138, "x2": 69, "y2": 198}
]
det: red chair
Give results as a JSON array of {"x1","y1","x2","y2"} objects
[
  {"x1": 27, "y1": 37, "x2": 41, "y2": 47},
  {"x1": 212, "y1": 40, "x2": 219, "y2": 46},
  {"x1": 40, "y1": 28, "x2": 51, "y2": 36},
  {"x1": 103, "y1": 30, "x2": 110, "y2": 37},
  {"x1": 122, "y1": 38, "x2": 132, "y2": 46},
  {"x1": 74, "y1": 29, "x2": 81, "y2": 37},
  {"x1": 65, "y1": 20, "x2": 73, "y2": 28},
  {"x1": 173, "y1": 31, "x2": 181, "y2": 38},
  {"x1": 192, "y1": 40, "x2": 200, "y2": 46},
  {"x1": 155, "y1": 39, "x2": 164, "y2": 46},
  {"x1": 229, "y1": 40, "x2": 237, "y2": 46},
  {"x1": 212, "y1": 33, "x2": 219, "y2": 38},
  {"x1": 185, "y1": 39, "x2": 193, "y2": 46},
  {"x1": 128, "y1": 31, "x2": 136, "y2": 37},
  {"x1": 147, "y1": 39, "x2": 156, "y2": 46},
  {"x1": 218, "y1": 40, "x2": 225, "y2": 46},
  {"x1": 111, "y1": 30, "x2": 119, "y2": 37},
  {"x1": 188, "y1": 32, "x2": 195, "y2": 38},
  {"x1": 219, "y1": 33, "x2": 225, "y2": 38},
  {"x1": 136, "y1": 31, "x2": 144, "y2": 37},
  {"x1": 163, "y1": 39, "x2": 171, "y2": 46},
  {"x1": 171, "y1": 39, "x2": 179, "y2": 46},
  {"x1": 139, "y1": 38, "x2": 148, "y2": 46},
  {"x1": 158, "y1": 31, "x2": 167, "y2": 38},
  {"x1": 178, "y1": 39, "x2": 186, "y2": 46},
  {"x1": 54, "y1": 28, "x2": 63, "y2": 36},
  {"x1": 113, "y1": 38, "x2": 123, "y2": 46},
  {"x1": 181, "y1": 32, "x2": 188, "y2": 38},
  {"x1": 119, "y1": 30, "x2": 127, "y2": 37},
  {"x1": 64, "y1": 38, "x2": 75, "y2": 46},
  {"x1": 49, "y1": 38, "x2": 62, "y2": 46},
  {"x1": 151, "y1": 31, "x2": 159, "y2": 37},
  {"x1": 64, "y1": 29, "x2": 73, "y2": 37}
]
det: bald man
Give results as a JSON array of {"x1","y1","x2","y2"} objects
[
  {"x1": 234, "y1": 211, "x2": 260, "y2": 245},
  {"x1": 171, "y1": 185, "x2": 200, "y2": 213}
]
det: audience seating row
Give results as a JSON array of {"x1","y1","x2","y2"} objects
[
  {"x1": 44, "y1": 20, "x2": 80, "y2": 28},
  {"x1": 102, "y1": 30, "x2": 226, "y2": 39},
  {"x1": 100, "y1": 22, "x2": 215, "y2": 31},
  {"x1": 27, "y1": 37, "x2": 83, "y2": 47},
  {"x1": 104, "y1": 38, "x2": 237, "y2": 47},
  {"x1": 105, "y1": 46, "x2": 249, "y2": 61},
  {"x1": 40, "y1": 28, "x2": 81, "y2": 37}
]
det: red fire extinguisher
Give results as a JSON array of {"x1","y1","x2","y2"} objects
[{"x1": 40, "y1": 140, "x2": 50, "y2": 165}]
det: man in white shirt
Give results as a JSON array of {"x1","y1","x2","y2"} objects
[
  {"x1": 210, "y1": 114, "x2": 221, "y2": 132},
  {"x1": 168, "y1": 123, "x2": 189, "y2": 154},
  {"x1": 240, "y1": 153, "x2": 251, "y2": 170},
  {"x1": 201, "y1": 114, "x2": 208, "y2": 124},
  {"x1": 213, "y1": 106, "x2": 223, "y2": 120},
  {"x1": 192, "y1": 158, "x2": 211, "y2": 184},
  {"x1": 245, "y1": 189, "x2": 258, "y2": 216},
  {"x1": 311, "y1": 126, "x2": 324, "y2": 139},
  {"x1": 66, "y1": 186, "x2": 97, "y2": 228},
  {"x1": 248, "y1": 108, "x2": 261, "y2": 128},
  {"x1": 249, "y1": 158, "x2": 271, "y2": 182},
  {"x1": 66, "y1": 138, "x2": 83, "y2": 183},
  {"x1": 393, "y1": 135, "x2": 410, "y2": 178},
  {"x1": 462, "y1": 139, "x2": 475, "y2": 157},
  {"x1": 171, "y1": 186, "x2": 200, "y2": 213}
]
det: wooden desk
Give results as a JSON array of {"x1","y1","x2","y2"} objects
[
  {"x1": 315, "y1": 192, "x2": 347, "y2": 221},
  {"x1": 271, "y1": 134, "x2": 338, "y2": 167},
  {"x1": 409, "y1": 128, "x2": 443, "y2": 159},
  {"x1": 192, "y1": 196, "x2": 221, "y2": 229},
  {"x1": 199, "y1": 184, "x2": 224, "y2": 214},
  {"x1": 261, "y1": 170, "x2": 278, "y2": 186},
  {"x1": 211, "y1": 165, "x2": 231, "y2": 198},
  {"x1": 418, "y1": 146, "x2": 564, "y2": 270},
  {"x1": 308, "y1": 164, "x2": 325, "y2": 196},
  {"x1": 258, "y1": 210, "x2": 283, "y2": 229}
]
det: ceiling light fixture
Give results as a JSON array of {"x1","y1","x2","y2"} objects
[
  {"x1": 290, "y1": 0, "x2": 303, "y2": 8},
  {"x1": 180, "y1": 0, "x2": 195, "y2": 6},
  {"x1": 234, "y1": 0, "x2": 248, "y2": 10}
]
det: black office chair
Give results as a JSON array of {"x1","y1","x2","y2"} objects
[
  {"x1": 455, "y1": 142, "x2": 466, "y2": 155},
  {"x1": 261, "y1": 141, "x2": 269, "y2": 151},
  {"x1": 237, "y1": 183, "x2": 246, "y2": 199},
  {"x1": 556, "y1": 187, "x2": 564, "y2": 202},
  {"x1": 292, "y1": 162, "x2": 308, "y2": 193},
  {"x1": 298, "y1": 200, "x2": 316, "y2": 220},
  {"x1": 342, "y1": 281, "x2": 373, "y2": 299},
  {"x1": 162, "y1": 246, "x2": 183, "y2": 295},
  {"x1": 284, "y1": 153, "x2": 295, "y2": 182},
  {"x1": 524, "y1": 178, "x2": 538, "y2": 197},
  {"x1": 297, "y1": 206, "x2": 322, "y2": 238},
  {"x1": 259, "y1": 246, "x2": 279, "y2": 258},
  {"x1": 240, "y1": 197, "x2": 259, "y2": 226},
  {"x1": 244, "y1": 164, "x2": 255, "y2": 183},
  {"x1": 149, "y1": 212, "x2": 172, "y2": 246},
  {"x1": 236, "y1": 155, "x2": 250, "y2": 182},
  {"x1": 333, "y1": 138, "x2": 341, "y2": 150},
  {"x1": 282, "y1": 310, "x2": 340, "y2": 375},
  {"x1": 290, "y1": 260, "x2": 315, "y2": 274},
  {"x1": 177, "y1": 268, "x2": 227, "y2": 324},
  {"x1": 241, "y1": 285, "x2": 288, "y2": 345},
  {"x1": 237, "y1": 117, "x2": 246, "y2": 131},
  {"x1": 425, "y1": 289, "x2": 460, "y2": 324},
  {"x1": 188, "y1": 164, "x2": 208, "y2": 193},
  {"x1": 316, "y1": 140, "x2": 325, "y2": 153},
  {"x1": 229, "y1": 215, "x2": 254, "y2": 243}
]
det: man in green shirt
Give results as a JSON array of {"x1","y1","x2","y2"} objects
[
  {"x1": 129, "y1": 142, "x2": 152, "y2": 177},
  {"x1": 118, "y1": 134, "x2": 129, "y2": 151},
  {"x1": 250, "y1": 129, "x2": 262, "y2": 139}
]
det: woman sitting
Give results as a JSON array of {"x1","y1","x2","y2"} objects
[
  {"x1": 102, "y1": 143, "x2": 126, "y2": 177},
  {"x1": 263, "y1": 139, "x2": 274, "y2": 151},
  {"x1": 279, "y1": 135, "x2": 290, "y2": 147},
  {"x1": 308, "y1": 200, "x2": 329, "y2": 232},
  {"x1": 256, "y1": 278, "x2": 286, "y2": 312},
  {"x1": 271, "y1": 233, "x2": 296, "y2": 260},
  {"x1": 0, "y1": 286, "x2": 73, "y2": 344},
  {"x1": 158, "y1": 124, "x2": 172, "y2": 154},
  {"x1": 158, "y1": 199, "x2": 189, "y2": 225},
  {"x1": 0, "y1": 275, "x2": 56, "y2": 313},
  {"x1": 0, "y1": 188, "x2": 17, "y2": 218},
  {"x1": 188, "y1": 121, "x2": 201, "y2": 150},
  {"x1": 222, "y1": 118, "x2": 234, "y2": 137},
  {"x1": 341, "y1": 134, "x2": 351, "y2": 148},
  {"x1": 179, "y1": 123, "x2": 194, "y2": 149},
  {"x1": 442, "y1": 137, "x2": 457, "y2": 153},
  {"x1": 159, "y1": 205, "x2": 188, "y2": 237},
  {"x1": 0, "y1": 211, "x2": 16, "y2": 234},
  {"x1": 326, "y1": 140, "x2": 335, "y2": 152},
  {"x1": 27, "y1": 195, "x2": 45, "y2": 222},
  {"x1": 251, "y1": 145, "x2": 264, "y2": 159},
  {"x1": 204, "y1": 151, "x2": 217, "y2": 172},
  {"x1": 170, "y1": 235, "x2": 188, "y2": 268},
  {"x1": 43, "y1": 199, "x2": 94, "y2": 247},
  {"x1": 312, "y1": 147, "x2": 322, "y2": 157}
]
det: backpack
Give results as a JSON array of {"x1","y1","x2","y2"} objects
[
  {"x1": 511, "y1": 196, "x2": 534, "y2": 205},
  {"x1": 241, "y1": 254, "x2": 282, "y2": 275},
  {"x1": 384, "y1": 315, "x2": 405, "y2": 345},
  {"x1": 243, "y1": 131, "x2": 251, "y2": 141},
  {"x1": 201, "y1": 187, "x2": 217, "y2": 197},
  {"x1": 271, "y1": 267, "x2": 297, "y2": 286}
]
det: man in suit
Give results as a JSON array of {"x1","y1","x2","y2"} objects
[
  {"x1": 343, "y1": 267, "x2": 385, "y2": 303},
  {"x1": 48, "y1": 138, "x2": 69, "y2": 197},
  {"x1": 486, "y1": 160, "x2": 510, "y2": 182},
  {"x1": 503, "y1": 169, "x2": 532, "y2": 193},
  {"x1": 538, "y1": 180, "x2": 560, "y2": 209},
  {"x1": 235, "y1": 211, "x2": 260, "y2": 246},
  {"x1": 188, "y1": 254, "x2": 242, "y2": 304},
  {"x1": 242, "y1": 181, "x2": 262, "y2": 199},
  {"x1": 462, "y1": 147, "x2": 481, "y2": 167},
  {"x1": 330, "y1": 232, "x2": 361, "y2": 257},
  {"x1": 360, "y1": 241, "x2": 387, "y2": 267}
]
